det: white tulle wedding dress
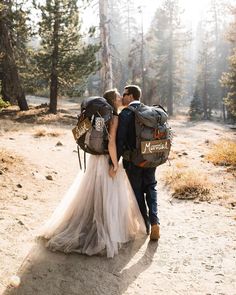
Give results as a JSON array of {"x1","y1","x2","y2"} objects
[{"x1": 39, "y1": 155, "x2": 145, "y2": 258}]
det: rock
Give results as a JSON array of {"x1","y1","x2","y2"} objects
[
  {"x1": 205, "y1": 265, "x2": 214, "y2": 270},
  {"x1": 17, "y1": 184, "x2": 22, "y2": 188},
  {"x1": 17, "y1": 220, "x2": 24, "y2": 226},
  {"x1": 56, "y1": 141, "x2": 63, "y2": 146},
  {"x1": 46, "y1": 175, "x2": 53, "y2": 181},
  {"x1": 182, "y1": 152, "x2": 188, "y2": 155},
  {"x1": 190, "y1": 237, "x2": 198, "y2": 240},
  {"x1": 23, "y1": 195, "x2": 28, "y2": 200}
]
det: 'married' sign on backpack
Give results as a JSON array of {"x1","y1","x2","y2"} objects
[
  {"x1": 124, "y1": 104, "x2": 172, "y2": 168},
  {"x1": 72, "y1": 97, "x2": 113, "y2": 156}
]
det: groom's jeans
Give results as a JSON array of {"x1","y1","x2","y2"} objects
[{"x1": 125, "y1": 162, "x2": 159, "y2": 228}]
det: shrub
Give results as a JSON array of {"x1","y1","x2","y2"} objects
[
  {"x1": 206, "y1": 140, "x2": 236, "y2": 168},
  {"x1": 189, "y1": 90, "x2": 203, "y2": 121},
  {"x1": 0, "y1": 149, "x2": 22, "y2": 172},
  {"x1": 163, "y1": 166, "x2": 211, "y2": 201},
  {"x1": 0, "y1": 97, "x2": 10, "y2": 109},
  {"x1": 33, "y1": 128, "x2": 61, "y2": 137}
]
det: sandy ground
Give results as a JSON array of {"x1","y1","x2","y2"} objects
[{"x1": 0, "y1": 105, "x2": 236, "y2": 295}]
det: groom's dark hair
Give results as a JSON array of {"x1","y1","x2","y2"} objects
[{"x1": 124, "y1": 85, "x2": 141, "y2": 100}]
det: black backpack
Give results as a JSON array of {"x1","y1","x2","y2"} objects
[
  {"x1": 72, "y1": 97, "x2": 113, "y2": 167},
  {"x1": 124, "y1": 103, "x2": 172, "y2": 168}
]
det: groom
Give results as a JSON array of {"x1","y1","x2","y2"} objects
[{"x1": 116, "y1": 85, "x2": 160, "y2": 241}]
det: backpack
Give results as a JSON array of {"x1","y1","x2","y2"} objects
[
  {"x1": 72, "y1": 97, "x2": 113, "y2": 162},
  {"x1": 124, "y1": 103, "x2": 172, "y2": 168}
]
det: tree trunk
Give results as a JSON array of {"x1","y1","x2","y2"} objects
[
  {"x1": 49, "y1": 3, "x2": 59, "y2": 114},
  {"x1": 167, "y1": 14, "x2": 173, "y2": 116},
  {"x1": 222, "y1": 101, "x2": 226, "y2": 122},
  {"x1": 50, "y1": 70, "x2": 58, "y2": 114},
  {"x1": 203, "y1": 56, "x2": 208, "y2": 119},
  {"x1": 99, "y1": 0, "x2": 113, "y2": 93},
  {"x1": 203, "y1": 82, "x2": 208, "y2": 119},
  {"x1": 0, "y1": 2, "x2": 28, "y2": 111}
]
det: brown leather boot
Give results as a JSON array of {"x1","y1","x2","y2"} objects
[{"x1": 150, "y1": 224, "x2": 160, "y2": 241}]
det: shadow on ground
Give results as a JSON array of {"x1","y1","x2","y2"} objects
[
  {"x1": 3, "y1": 238, "x2": 158, "y2": 295},
  {"x1": 0, "y1": 106, "x2": 77, "y2": 126}
]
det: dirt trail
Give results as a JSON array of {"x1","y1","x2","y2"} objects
[{"x1": 0, "y1": 112, "x2": 236, "y2": 295}]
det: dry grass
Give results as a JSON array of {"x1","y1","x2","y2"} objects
[
  {"x1": 33, "y1": 128, "x2": 62, "y2": 138},
  {"x1": 163, "y1": 165, "x2": 212, "y2": 201},
  {"x1": 0, "y1": 149, "x2": 23, "y2": 172},
  {"x1": 206, "y1": 140, "x2": 236, "y2": 170},
  {"x1": 174, "y1": 160, "x2": 189, "y2": 169},
  {"x1": 218, "y1": 194, "x2": 236, "y2": 208}
]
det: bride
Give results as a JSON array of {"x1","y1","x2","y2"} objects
[{"x1": 38, "y1": 89, "x2": 145, "y2": 258}]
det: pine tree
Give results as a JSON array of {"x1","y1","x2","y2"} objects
[
  {"x1": 194, "y1": 0, "x2": 231, "y2": 120},
  {"x1": 195, "y1": 24, "x2": 215, "y2": 120},
  {"x1": 220, "y1": 5, "x2": 236, "y2": 121},
  {"x1": 107, "y1": 0, "x2": 138, "y2": 90},
  {"x1": 35, "y1": 0, "x2": 100, "y2": 113},
  {"x1": 0, "y1": 0, "x2": 29, "y2": 110},
  {"x1": 99, "y1": 0, "x2": 113, "y2": 93},
  {"x1": 189, "y1": 90, "x2": 203, "y2": 120},
  {"x1": 145, "y1": 0, "x2": 189, "y2": 114},
  {"x1": 221, "y1": 48, "x2": 236, "y2": 120}
]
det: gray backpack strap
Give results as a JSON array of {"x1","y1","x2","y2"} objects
[
  {"x1": 127, "y1": 104, "x2": 142, "y2": 153},
  {"x1": 77, "y1": 145, "x2": 82, "y2": 170},
  {"x1": 127, "y1": 104, "x2": 142, "y2": 114},
  {"x1": 76, "y1": 144, "x2": 87, "y2": 172},
  {"x1": 83, "y1": 150, "x2": 86, "y2": 172}
]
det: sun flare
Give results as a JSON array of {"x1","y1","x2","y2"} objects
[{"x1": 180, "y1": 0, "x2": 211, "y2": 25}]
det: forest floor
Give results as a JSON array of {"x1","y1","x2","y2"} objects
[{"x1": 0, "y1": 102, "x2": 236, "y2": 295}]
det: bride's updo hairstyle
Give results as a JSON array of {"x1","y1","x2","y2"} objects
[{"x1": 103, "y1": 88, "x2": 118, "y2": 115}]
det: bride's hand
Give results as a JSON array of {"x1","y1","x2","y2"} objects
[{"x1": 109, "y1": 165, "x2": 118, "y2": 178}]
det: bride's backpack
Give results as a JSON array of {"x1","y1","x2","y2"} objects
[
  {"x1": 72, "y1": 96, "x2": 113, "y2": 168},
  {"x1": 123, "y1": 104, "x2": 172, "y2": 168}
]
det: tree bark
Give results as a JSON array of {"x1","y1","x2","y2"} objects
[
  {"x1": 49, "y1": 2, "x2": 59, "y2": 114},
  {"x1": 203, "y1": 54, "x2": 209, "y2": 119},
  {"x1": 0, "y1": 2, "x2": 28, "y2": 111},
  {"x1": 99, "y1": 0, "x2": 113, "y2": 93},
  {"x1": 167, "y1": 11, "x2": 173, "y2": 116}
]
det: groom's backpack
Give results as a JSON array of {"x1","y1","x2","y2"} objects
[
  {"x1": 124, "y1": 104, "x2": 172, "y2": 168},
  {"x1": 72, "y1": 97, "x2": 113, "y2": 167}
]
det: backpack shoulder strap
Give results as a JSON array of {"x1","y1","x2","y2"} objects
[
  {"x1": 127, "y1": 105, "x2": 135, "y2": 112},
  {"x1": 127, "y1": 104, "x2": 143, "y2": 150},
  {"x1": 127, "y1": 103, "x2": 143, "y2": 113}
]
